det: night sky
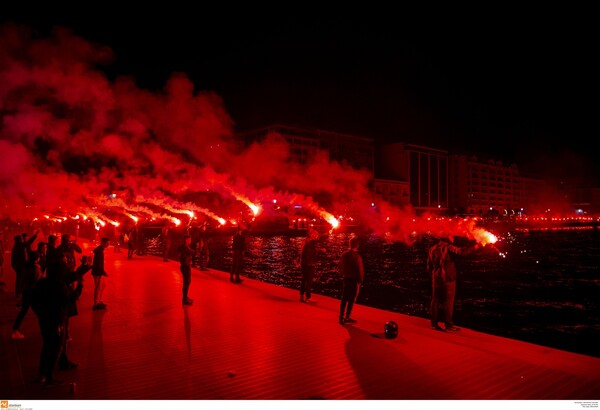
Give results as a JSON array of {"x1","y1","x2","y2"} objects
[{"x1": 2, "y1": 9, "x2": 598, "y2": 184}]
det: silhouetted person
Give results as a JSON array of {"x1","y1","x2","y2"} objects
[
  {"x1": 55, "y1": 233, "x2": 82, "y2": 275},
  {"x1": 230, "y1": 224, "x2": 249, "y2": 283},
  {"x1": 197, "y1": 223, "x2": 210, "y2": 270},
  {"x1": 299, "y1": 229, "x2": 324, "y2": 302},
  {"x1": 11, "y1": 229, "x2": 39, "y2": 307},
  {"x1": 127, "y1": 227, "x2": 137, "y2": 260},
  {"x1": 178, "y1": 234, "x2": 195, "y2": 305},
  {"x1": 12, "y1": 251, "x2": 42, "y2": 339},
  {"x1": 338, "y1": 236, "x2": 364, "y2": 325},
  {"x1": 92, "y1": 237, "x2": 110, "y2": 310},
  {"x1": 161, "y1": 223, "x2": 173, "y2": 262},
  {"x1": 427, "y1": 235, "x2": 479, "y2": 332},
  {"x1": 46, "y1": 234, "x2": 58, "y2": 268},
  {"x1": 57, "y1": 255, "x2": 92, "y2": 370},
  {"x1": 31, "y1": 253, "x2": 83, "y2": 387}
]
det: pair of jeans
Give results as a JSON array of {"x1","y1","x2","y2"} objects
[
  {"x1": 431, "y1": 279, "x2": 456, "y2": 328},
  {"x1": 339, "y1": 278, "x2": 359, "y2": 318},
  {"x1": 180, "y1": 265, "x2": 192, "y2": 301},
  {"x1": 300, "y1": 265, "x2": 315, "y2": 298}
]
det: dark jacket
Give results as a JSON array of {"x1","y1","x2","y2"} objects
[
  {"x1": 11, "y1": 233, "x2": 38, "y2": 271},
  {"x1": 338, "y1": 249, "x2": 364, "y2": 284},
  {"x1": 55, "y1": 241, "x2": 83, "y2": 272},
  {"x1": 427, "y1": 240, "x2": 476, "y2": 282},
  {"x1": 301, "y1": 238, "x2": 318, "y2": 267},
  {"x1": 232, "y1": 230, "x2": 246, "y2": 251},
  {"x1": 31, "y1": 270, "x2": 83, "y2": 327}
]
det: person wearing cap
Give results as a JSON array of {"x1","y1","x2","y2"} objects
[{"x1": 178, "y1": 234, "x2": 195, "y2": 305}]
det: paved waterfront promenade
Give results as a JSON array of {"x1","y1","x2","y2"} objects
[{"x1": 1, "y1": 239, "x2": 599, "y2": 400}]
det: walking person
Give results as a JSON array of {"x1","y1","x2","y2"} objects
[
  {"x1": 178, "y1": 234, "x2": 195, "y2": 305},
  {"x1": 427, "y1": 235, "x2": 479, "y2": 332},
  {"x1": 11, "y1": 251, "x2": 42, "y2": 339},
  {"x1": 338, "y1": 236, "x2": 364, "y2": 325},
  {"x1": 92, "y1": 237, "x2": 110, "y2": 310},
  {"x1": 299, "y1": 229, "x2": 324, "y2": 302}
]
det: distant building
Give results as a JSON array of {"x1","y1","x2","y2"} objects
[
  {"x1": 449, "y1": 155, "x2": 523, "y2": 216},
  {"x1": 238, "y1": 124, "x2": 374, "y2": 173},
  {"x1": 371, "y1": 178, "x2": 410, "y2": 207},
  {"x1": 238, "y1": 124, "x2": 598, "y2": 217},
  {"x1": 376, "y1": 143, "x2": 449, "y2": 214}
]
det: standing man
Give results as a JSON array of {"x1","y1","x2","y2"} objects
[
  {"x1": 91, "y1": 237, "x2": 110, "y2": 310},
  {"x1": 178, "y1": 234, "x2": 195, "y2": 305},
  {"x1": 299, "y1": 229, "x2": 323, "y2": 303},
  {"x1": 427, "y1": 235, "x2": 479, "y2": 332},
  {"x1": 230, "y1": 223, "x2": 249, "y2": 284},
  {"x1": 338, "y1": 236, "x2": 364, "y2": 325},
  {"x1": 161, "y1": 223, "x2": 172, "y2": 262}
]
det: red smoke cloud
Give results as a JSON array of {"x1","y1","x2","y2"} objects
[{"x1": 0, "y1": 23, "x2": 490, "y2": 244}]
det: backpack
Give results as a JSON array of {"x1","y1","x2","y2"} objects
[{"x1": 428, "y1": 242, "x2": 448, "y2": 280}]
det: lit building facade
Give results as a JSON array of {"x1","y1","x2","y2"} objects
[{"x1": 449, "y1": 155, "x2": 522, "y2": 215}]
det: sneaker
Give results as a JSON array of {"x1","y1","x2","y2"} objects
[
  {"x1": 45, "y1": 378, "x2": 65, "y2": 387},
  {"x1": 431, "y1": 325, "x2": 444, "y2": 331},
  {"x1": 11, "y1": 330, "x2": 25, "y2": 339},
  {"x1": 92, "y1": 304, "x2": 106, "y2": 310},
  {"x1": 306, "y1": 297, "x2": 315, "y2": 303},
  {"x1": 445, "y1": 326, "x2": 461, "y2": 332},
  {"x1": 339, "y1": 316, "x2": 346, "y2": 325},
  {"x1": 344, "y1": 317, "x2": 358, "y2": 324},
  {"x1": 182, "y1": 299, "x2": 194, "y2": 306},
  {"x1": 234, "y1": 278, "x2": 244, "y2": 283},
  {"x1": 300, "y1": 295, "x2": 306, "y2": 303}
]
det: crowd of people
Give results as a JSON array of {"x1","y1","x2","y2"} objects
[
  {"x1": 4, "y1": 230, "x2": 107, "y2": 386},
  {"x1": 2, "y1": 220, "x2": 480, "y2": 387}
]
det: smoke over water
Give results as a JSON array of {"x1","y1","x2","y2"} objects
[{"x1": 0, "y1": 23, "x2": 492, "y2": 245}]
